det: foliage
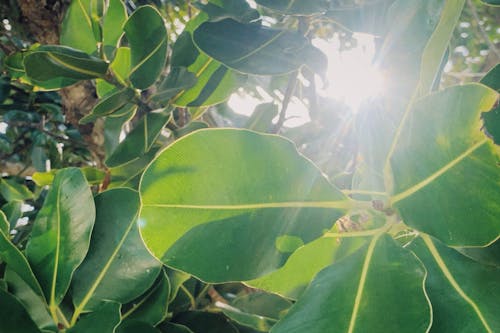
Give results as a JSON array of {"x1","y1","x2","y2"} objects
[{"x1": 0, "y1": 0, "x2": 499, "y2": 332}]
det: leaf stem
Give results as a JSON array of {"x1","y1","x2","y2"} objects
[
  {"x1": 273, "y1": 71, "x2": 298, "y2": 134},
  {"x1": 180, "y1": 284, "x2": 196, "y2": 309}
]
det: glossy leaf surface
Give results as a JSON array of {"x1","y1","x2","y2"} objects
[
  {"x1": 409, "y1": 236, "x2": 499, "y2": 332},
  {"x1": 105, "y1": 110, "x2": 170, "y2": 167},
  {"x1": 24, "y1": 46, "x2": 108, "y2": 82},
  {"x1": 124, "y1": 6, "x2": 167, "y2": 89},
  {"x1": 390, "y1": 85, "x2": 500, "y2": 246},
  {"x1": 272, "y1": 235, "x2": 430, "y2": 333},
  {"x1": 102, "y1": 0, "x2": 128, "y2": 60},
  {"x1": 193, "y1": 19, "x2": 326, "y2": 76},
  {"x1": 26, "y1": 168, "x2": 95, "y2": 305},
  {"x1": 139, "y1": 129, "x2": 348, "y2": 282},
  {"x1": 67, "y1": 302, "x2": 121, "y2": 333},
  {"x1": 72, "y1": 188, "x2": 161, "y2": 312}
]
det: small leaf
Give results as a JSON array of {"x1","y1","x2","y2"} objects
[
  {"x1": 1, "y1": 200, "x2": 23, "y2": 229},
  {"x1": 105, "y1": 110, "x2": 170, "y2": 167},
  {"x1": 26, "y1": 168, "x2": 95, "y2": 305},
  {"x1": 102, "y1": 0, "x2": 128, "y2": 60},
  {"x1": 72, "y1": 188, "x2": 161, "y2": 312},
  {"x1": 255, "y1": 0, "x2": 329, "y2": 15},
  {"x1": 0, "y1": 288, "x2": 42, "y2": 333},
  {"x1": 124, "y1": 6, "x2": 167, "y2": 89},
  {"x1": 194, "y1": 0, "x2": 260, "y2": 22},
  {"x1": 32, "y1": 167, "x2": 106, "y2": 186},
  {"x1": 0, "y1": 178, "x2": 33, "y2": 202},
  {"x1": 389, "y1": 85, "x2": 500, "y2": 246},
  {"x1": 408, "y1": 235, "x2": 499, "y2": 332},
  {"x1": 480, "y1": 64, "x2": 500, "y2": 92},
  {"x1": 60, "y1": 0, "x2": 97, "y2": 54},
  {"x1": 193, "y1": 19, "x2": 327, "y2": 76},
  {"x1": 271, "y1": 235, "x2": 431, "y2": 333},
  {"x1": 151, "y1": 67, "x2": 197, "y2": 104},
  {"x1": 139, "y1": 129, "x2": 348, "y2": 282},
  {"x1": 67, "y1": 302, "x2": 121, "y2": 333},
  {"x1": 80, "y1": 88, "x2": 136, "y2": 124},
  {"x1": 24, "y1": 45, "x2": 109, "y2": 82}
]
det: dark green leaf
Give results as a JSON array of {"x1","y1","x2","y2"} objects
[
  {"x1": 139, "y1": 129, "x2": 348, "y2": 282},
  {"x1": 389, "y1": 85, "x2": 500, "y2": 246},
  {"x1": 158, "y1": 322, "x2": 194, "y2": 333},
  {"x1": 26, "y1": 168, "x2": 95, "y2": 305},
  {"x1": 194, "y1": 0, "x2": 260, "y2": 22},
  {"x1": 151, "y1": 67, "x2": 197, "y2": 104},
  {"x1": 71, "y1": 188, "x2": 161, "y2": 313},
  {"x1": 272, "y1": 235, "x2": 430, "y2": 333},
  {"x1": 24, "y1": 45, "x2": 109, "y2": 82},
  {"x1": 67, "y1": 302, "x2": 121, "y2": 333},
  {"x1": 174, "y1": 311, "x2": 238, "y2": 333},
  {"x1": 409, "y1": 235, "x2": 499, "y2": 332},
  {"x1": 255, "y1": 0, "x2": 329, "y2": 15},
  {"x1": 105, "y1": 110, "x2": 170, "y2": 167},
  {"x1": 80, "y1": 88, "x2": 136, "y2": 124},
  {"x1": 124, "y1": 6, "x2": 167, "y2": 89},
  {"x1": 0, "y1": 288, "x2": 42, "y2": 333},
  {"x1": 193, "y1": 19, "x2": 327, "y2": 76},
  {"x1": 116, "y1": 320, "x2": 162, "y2": 333},
  {"x1": 124, "y1": 269, "x2": 170, "y2": 325},
  {"x1": 102, "y1": 0, "x2": 128, "y2": 60}
]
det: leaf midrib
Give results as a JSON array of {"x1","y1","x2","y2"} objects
[{"x1": 142, "y1": 200, "x2": 352, "y2": 210}]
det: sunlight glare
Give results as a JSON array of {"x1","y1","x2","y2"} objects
[{"x1": 314, "y1": 33, "x2": 385, "y2": 113}]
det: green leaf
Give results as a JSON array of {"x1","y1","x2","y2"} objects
[
  {"x1": 271, "y1": 235, "x2": 431, "y2": 333},
  {"x1": 26, "y1": 168, "x2": 95, "y2": 306},
  {"x1": 107, "y1": 149, "x2": 158, "y2": 189},
  {"x1": 124, "y1": 6, "x2": 167, "y2": 89},
  {"x1": 417, "y1": 0, "x2": 465, "y2": 96},
  {"x1": 245, "y1": 103, "x2": 278, "y2": 132},
  {"x1": 0, "y1": 210, "x2": 8, "y2": 233},
  {"x1": 151, "y1": 67, "x2": 197, "y2": 104},
  {"x1": 4, "y1": 269, "x2": 55, "y2": 331},
  {"x1": 102, "y1": 0, "x2": 128, "y2": 60},
  {"x1": 193, "y1": 19, "x2": 327, "y2": 76},
  {"x1": 167, "y1": 269, "x2": 190, "y2": 303},
  {"x1": 0, "y1": 288, "x2": 42, "y2": 333},
  {"x1": 0, "y1": 212, "x2": 44, "y2": 298},
  {"x1": 222, "y1": 292, "x2": 292, "y2": 332},
  {"x1": 247, "y1": 235, "x2": 366, "y2": 299},
  {"x1": 173, "y1": 121, "x2": 209, "y2": 139},
  {"x1": 158, "y1": 322, "x2": 194, "y2": 333},
  {"x1": 80, "y1": 88, "x2": 136, "y2": 124},
  {"x1": 0, "y1": 178, "x2": 33, "y2": 201},
  {"x1": 123, "y1": 269, "x2": 170, "y2": 325},
  {"x1": 116, "y1": 320, "x2": 162, "y2": 333},
  {"x1": 389, "y1": 85, "x2": 500, "y2": 246},
  {"x1": 71, "y1": 188, "x2": 161, "y2": 313},
  {"x1": 255, "y1": 0, "x2": 329, "y2": 15},
  {"x1": 174, "y1": 311, "x2": 239, "y2": 333},
  {"x1": 97, "y1": 47, "x2": 132, "y2": 96},
  {"x1": 67, "y1": 302, "x2": 121, "y2": 333},
  {"x1": 481, "y1": 64, "x2": 500, "y2": 92},
  {"x1": 194, "y1": 0, "x2": 260, "y2": 22},
  {"x1": 458, "y1": 239, "x2": 500, "y2": 267},
  {"x1": 24, "y1": 45, "x2": 109, "y2": 82},
  {"x1": 479, "y1": 0, "x2": 500, "y2": 5},
  {"x1": 105, "y1": 110, "x2": 170, "y2": 167},
  {"x1": 32, "y1": 167, "x2": 106, "y2": 186},
  {"x1": 60, "y1": 0, "x2": 97, "y2": 54},
  {"x1": 408, "y1": 235, "x2": 499, "y2": 332},
  {"x1": 139, "y1": 129, "x2": 348, "y2": 282},
  {"x1": 1, "y1": 200, "x2": 23, "y2": 229},
  {"x1": 104, "y1": 105, "x2": 137, "y2": 156}
]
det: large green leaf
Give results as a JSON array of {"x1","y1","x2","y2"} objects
[
  {"x1": 67, "y1": 302, "x2": 121, "y2": 333},
  {"x1": 80, "y1": 87, "x2": 136, "y2": 124},
  {"x1": 271, "y1": 235, "x2": 431, "y2": 333},
  {"x1": 255, "y1": 0, "x2": 329, "y2": 15},
  {"x1": 105, "y1": 110, "x2": 170, "y2": 167},
  {"x1": 417, "y1": 0, "x2": 465, "y2": 95},
  {"x1": 71, "y1": 188, "x2": 161, "y2": 313},
  {"x1": 389, "y1": 85, "x2": 500, "y2": 246},
  {"x1": 60, "y1": 0, "x2": 97, "y2": 54},
  {"x1": 409, "y1": 235, "x2": 499, "y2": 332},
  {"x1": 124, "y1": 6, "x2": 167, "y2": 89},
  {"x1": 195, "y1": 0, "x2": 260, "y2": 22},
  {"x1": 26, "y1": 168, "x2": 95, "y2": 306},
  {"x1": 4, "y1": 269, "x2": 55, "y2": 331},
  {"x1": 0, "y1": 217, "x2": 44, "y2": 298},
  {"x1": 192, "y1": 19, "x2": 327, "y2": 76},
  {"x1": 123, "y1": 269, "x2": 170, "y2": 325},
  {"x1": 102, "y1": 0, "x2": 128, "y2": 60},
  {"x1": 0, "y1": 288, "x2": 42, "y2": 333},
  {"x1": 139, "y1": 129, "x2": 348, "y2": 282},
  {"x1": 24, "y1": 45, "x2": 109, "y2": 82}
]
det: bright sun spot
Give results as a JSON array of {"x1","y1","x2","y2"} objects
[{"x1": 228, "y1": 33, "x2": 385, "y2": 127}]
